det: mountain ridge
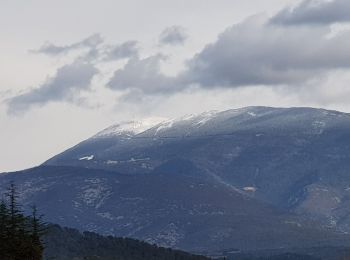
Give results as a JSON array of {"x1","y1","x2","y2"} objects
[{"x1": 92, "y1": 106, "x2": 350, "y2": 139}]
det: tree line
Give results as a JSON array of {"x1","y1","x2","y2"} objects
[{"x1": 0, "y1": 182, "x2": 45, "y2": 260}]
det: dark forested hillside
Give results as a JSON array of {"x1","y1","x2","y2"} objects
[{"x1": 43, "y1": 225, "x2": 209, "y2": 260}]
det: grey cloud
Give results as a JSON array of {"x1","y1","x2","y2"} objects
[
  {"x1": 7, "y1": 61, "x2": 98, "y2": 114},
  {"x1": 271, "y1": 0, "x2": 350, "y2": 25},
  {"x1": 108, "y1": 15, "x2": 350, "y2": 96},
  {"x1": 104, "y1": 41, "x2": 139, "y2": 61},
  {"x1": 159, "y1": 26, "x2": 188, "y2": 46},
  {"x1": 34, "y1": 34, "x2": 103, "y2": 55},
  {"x1": 184, "y1": 15, "x2": 350, "y2": 88},
  {"x1": 108, "y1": 55, "x2": 183, "y2": 94}
]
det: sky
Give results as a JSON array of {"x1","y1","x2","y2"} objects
[{"x1": 2, "y1": 0, "x2": 350, "y2": 172}]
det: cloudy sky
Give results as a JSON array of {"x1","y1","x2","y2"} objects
[{"x1": 2, "y1": 0, "x2": 350, "y2": 172}]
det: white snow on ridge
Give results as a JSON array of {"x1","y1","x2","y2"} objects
[
  {"x1": 79, "y1": 155, "x2": 94, "y2": 161},
  {"x1": 155, "y1": 111, "x2": 219, "y2": 134},
  {"x1": 93, "y1": 107, "x2": 270, "y2": 139},
  {"x1": 181, "y1": 114, "x2": 197, "y2": 121},
  {"x1": 154, "y1": 114, "x2": 198, "y2": 134},
  {"x1": 94, "y1": 117, "x2": 166, "y2": 138},
  {"x1": 90, "y1": 107, "x2": 350, "y2": 140},
  {"x1": 155, "y1": 119, "x2": 175, "y2": 134},
  {"x1": 195, "y1": 111, "x2": 219, "y2": 126}
]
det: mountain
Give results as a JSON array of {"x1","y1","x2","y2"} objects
[
  {"x1": 2, "y1": 106, "x2": 350, "y2": 252},
  {"x1": 43, "y1": 224, "x2": 209, "y2": 260},
  {"x1": 45, "y1": 106, "x2": 350, "y2": 231}
]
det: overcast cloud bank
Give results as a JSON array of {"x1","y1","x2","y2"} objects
[
  {"x1": 7, "y1": 0, "x2": 350, "y2": 113},
  {"x1": 109, "y1": 14, "x2": 350, "y2": 96}
]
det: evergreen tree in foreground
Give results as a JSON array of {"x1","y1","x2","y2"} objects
[{"x1": 0, "y1": 182, "x2": 46, "y2": 260}]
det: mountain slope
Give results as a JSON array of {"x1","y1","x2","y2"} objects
[{"x1": 0, "y1": 165, "x2": 345, "y2": 252}]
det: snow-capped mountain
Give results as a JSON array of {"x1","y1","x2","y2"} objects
[
  {"x1": 2, "y1": 106, "x2": 350, "y2": 252},
  {"x1": 44, "y1": 106, "x2": 350, "y2": 231}
]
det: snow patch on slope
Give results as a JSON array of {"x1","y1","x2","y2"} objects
[{"x1": 79, "y1": 155, "x2": 94, "y2": 161}]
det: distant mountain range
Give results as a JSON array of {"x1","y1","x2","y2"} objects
[{"x1": 3, "y1": 106, "x2": 350, "y2": 253}]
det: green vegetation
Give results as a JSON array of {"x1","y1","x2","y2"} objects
[{"x1": 0, "y1": 182, "x2": 46, "y2": 260}]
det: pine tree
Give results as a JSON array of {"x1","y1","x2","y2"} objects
[
  {"x1": 0, "y1": 182, "x2": 45, "y2": 260},
  {"x1": 6, "y1": 182, "x2": 25, "y2": 234},
  {"x1": 0, "y1": 199, "x2": 9, "y2": 237},
  {"x1": 0, "y1": 198, "x2": 10, "y2": 257},
  {"x1": 29, "y1": 205, "x2": 46, "y2": 259},
  {"x1": 5, "y1": 182, "x2": 29, "y2": 259}
]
